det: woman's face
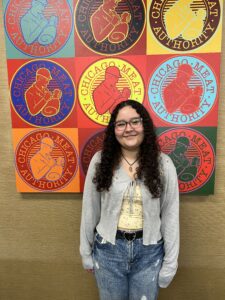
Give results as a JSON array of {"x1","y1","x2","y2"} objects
[{"x1": 114, "y1": 106, "x2": 144, "y2": 151}]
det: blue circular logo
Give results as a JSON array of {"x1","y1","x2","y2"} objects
[
  {"x1": 148, "y1": 56, "x2": 217, "y2": 125},
  {"x1": 10, "y1": 60, "x2": 75, "y2": 127}
]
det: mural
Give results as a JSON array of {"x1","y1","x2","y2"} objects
[{"x1": 2, "y1": 0, "x2": 223, "y2": 194}]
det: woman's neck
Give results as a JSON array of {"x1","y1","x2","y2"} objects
[
  {"x1": 120, "y1": 148, "x2": 140, "y2": 178},
  {"x1": 121, "y1": 148, "x2": 139, "y2": 160}
]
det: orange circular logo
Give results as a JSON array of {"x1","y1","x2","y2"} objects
[{"x1": 15, "y1": 129, "x2": 78, "y2": 191}]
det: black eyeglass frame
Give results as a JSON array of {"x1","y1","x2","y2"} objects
[{"x1": 114, "y1": 117, "x2": 143, "y2": 130}]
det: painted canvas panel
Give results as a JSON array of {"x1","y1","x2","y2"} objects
[
  {"x1": 12, "y1": 128, "x2": 80, "y2": 192},
  {"x1": 157, "y1": 127, "x2": 217, "y2": 195},
  {"x1": 3, "y1": 0, "x2": 75, "y2": 58},
  {"x1": 1, "y1": 0, "x2": 223, "y2": 194},
  {"x1": 76, "y1": 55, "x2": 146, "y2": 128},
  {"x1": 147, "y1": 53, "x2": 220, "y2": 127},
  {"x1": 147, "y1": 0, "x2": 223, "y2": 55},
  {"x1": 8, "y1": 58, "x2": 77, "y2": 128},
  {"x1": 74, "y1": 0, "x2": 147, "y2": 56}
]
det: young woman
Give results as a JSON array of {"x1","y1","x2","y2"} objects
[{"x1": 80, "y1": 100, "x2": 179, "y2": 300}]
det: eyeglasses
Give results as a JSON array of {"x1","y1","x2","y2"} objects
[{"x1": 114, "y1": 117, "x2": 143, "y2": 131}]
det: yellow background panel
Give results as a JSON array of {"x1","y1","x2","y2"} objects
[{"x1": 147, "y1": 0, "x2": 223, "y2": 54}]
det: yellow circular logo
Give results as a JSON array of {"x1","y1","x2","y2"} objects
[{"x1": 78, "y1": 58, "x2": 145, "y2": 126}]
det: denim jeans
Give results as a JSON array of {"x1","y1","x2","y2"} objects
[{"x1": 92, "y1": 232, "x2": 164, "y2": 300}]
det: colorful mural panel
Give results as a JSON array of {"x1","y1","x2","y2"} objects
[
  {"x1": 3, "y1": 0, "x2": 74, "y2": 58},
  {"x1": 77, "y1": 56, "x2": 146, "y2": 127},
  {"x1": 147, "y1": 53, "x2": 220, "y2": 127},
  {"x1": 12, "y1": 128, "x2": 80, "y2": 192},
  {"x1": 157, "y1": 127, "x2": 216, "y2": 195},
  {"x1": 9, "y1": 58, "x2": 76, "y2": 128},
  {"x1": 75, "y1": 0, "x2": 146, "y2": 56},
  {"x1": 2, "y1": 0, "x2": 224, "y2": 194},
  {"x1": 147, "y1": 0, "x2": 223, "y2": 54}
]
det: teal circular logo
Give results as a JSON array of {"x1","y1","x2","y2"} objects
[{"x1": 148, "y1": 56, "x2": 217, "y2": 125}]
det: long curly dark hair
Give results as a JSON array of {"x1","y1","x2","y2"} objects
[{"x1": 93, "y1": 100, "x2": 163, "y2": 198}]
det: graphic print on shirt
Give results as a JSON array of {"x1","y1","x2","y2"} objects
[
  {"x1": 118, "y1": 184, "x2": 143, "y2": 230},
  {"x1": 149, "y1": 0, "x2": 221, "y2": 51},
  {"x1": 10, "y1": 59, "x2": 75, "y2": 127},
  {"x1": 158, "y1": 127, "x2": 215, "y2": 194},
  {"x1": 15, "y1": 129, "x2": 78, "y2": 191},
  {"x1": 148, "y1": 56, "x2": 217, "y2": 125},
  {"x1": 4, "y1": 0, "x2": 73, "y2": 57},
  {"x1": 75, "y1": 0, "x2": 145, "y2": 55},
  {"x1": 78, "y1": 58, "x2": 144, "y2": 126}
]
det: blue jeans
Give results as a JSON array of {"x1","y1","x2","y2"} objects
[{"x1": 92, "y1": 232, "x2": 164, "y2": 300}]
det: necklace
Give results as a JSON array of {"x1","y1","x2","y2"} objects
[{"x1": 121, "y1": 154, "x2": 138, "y2": 172}]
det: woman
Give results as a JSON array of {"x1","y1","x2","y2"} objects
[{"x1": 80, "y1": 100, "x2": 179, "y2": 300}]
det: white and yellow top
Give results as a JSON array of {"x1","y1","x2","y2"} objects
[{"x1": 118, "y1": 182, "x2": 143, "y2": 231}]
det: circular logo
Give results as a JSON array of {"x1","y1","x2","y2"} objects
[
  {"x1": 148, "y1": 56, "x2": 217, "y2": 125},
  {"x1": 149, "y1": 0, "x2": 221, "y2": 51},
  {"x1": 15, "y1": 129, "x2": 78, "y2": 191},
  {"x1": 81, "y1": 131, "x2": 105, "y2": 175},
  {"x1": 4, "y1": 0, "x2": 73, "y2": 57},
  {"x1": 75, "y1": 0, "x2": 145, "y2": 55},
  {"x1": 158, "y1": 128, "x2": 215, "y2": 193},
  {"x1": 78, "y1": 58, "x2": 145, "y2": 126},
  {"x1": 10, "y1": 60, "x2": 75, "y2": 127}
]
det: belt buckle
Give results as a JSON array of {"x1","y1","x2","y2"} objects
[{"x1": 123, "y1": 231, "x2": 136, "y2": 241}]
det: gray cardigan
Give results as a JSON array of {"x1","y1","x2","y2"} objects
[{"x1": 80, "y1": 151, "x2": 179, "y2": 288}]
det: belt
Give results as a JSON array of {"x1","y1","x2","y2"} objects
[{"x1": 116, "y1": 230, "x2": 143, "y2": 241}]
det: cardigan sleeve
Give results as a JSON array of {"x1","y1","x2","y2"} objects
[
  {"x1": 80, "y1": 151, "x2": 101, "y2": 269},
  {"x1": 159, "y1": 154, "x2": 180, "y2": 288}
]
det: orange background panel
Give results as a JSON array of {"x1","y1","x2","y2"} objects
[{"x1": 12, "y1": 128, "x2": 80, "y2": 192}]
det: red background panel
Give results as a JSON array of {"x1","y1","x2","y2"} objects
[
  {"x1": 74, "y1": 0, "x2": 147, "y2": 57},
  {"x1": 75, "y1": 55, "x2": 147, "y2": 129},
  {"x1": 146, "y1": 53, "x2": 220, "y2": 127},
  {"x1": 8, "y1": 58, "x2": 77, "y2": 128}
]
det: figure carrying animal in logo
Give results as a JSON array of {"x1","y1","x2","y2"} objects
[
  {"x1": 90, "y1": 0, "x2": 131, "y2": 43},
  {"x1": 163, "y1": 64, "x2": 203, "y2": 114},
  {"x1": 21, "y1": 0, "x2": 58, "y2": 45},
  {"x1": 168, "y1": 136, "x2": 199, "y2": 181},
  {"x1": 164, "y1": 0, "x2": 206, "y2": 40},
  {"x1": 25, "y1": 68, "x2": 62, "y2": 117},
  {"x1": 30, "y1": 137, "x2": 64, "y2": 181},
  {"x1": 93, "y1": 66, "x2": 131, "y2": 115}
]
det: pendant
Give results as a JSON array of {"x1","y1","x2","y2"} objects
[{"x1": 129, "y1": 166, "x2": 133, "y2": 172}]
